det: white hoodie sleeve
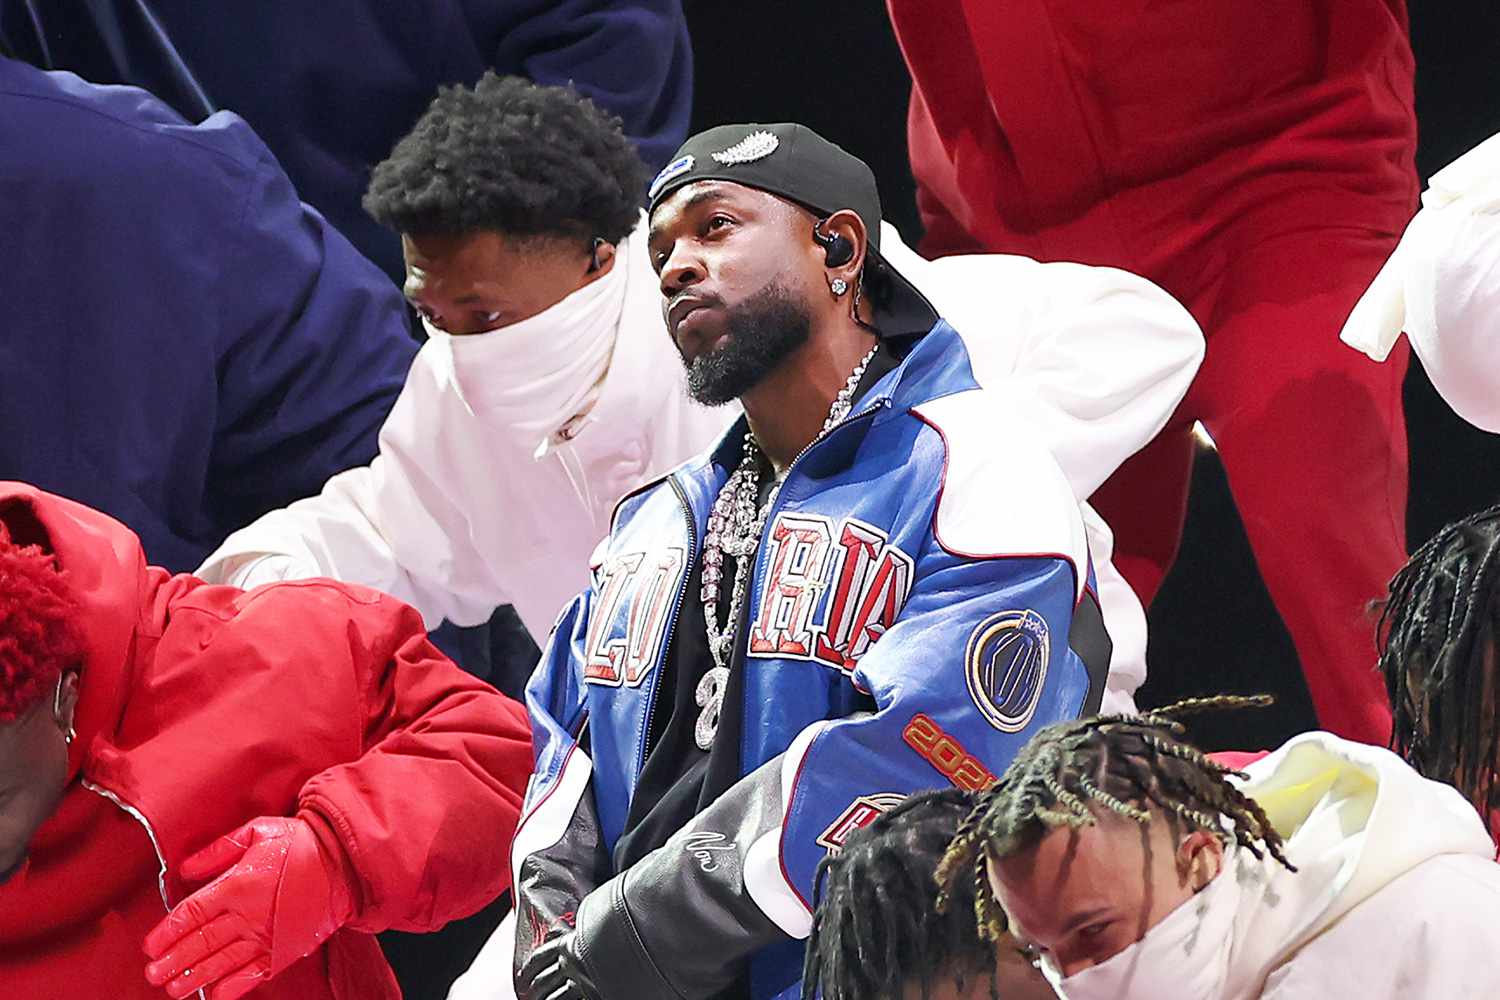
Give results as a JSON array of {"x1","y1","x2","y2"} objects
[
  {"x1": 1341, "y1": 131, "x2": 1500, "y2": 432},
  {"x1": 877, "y1": 224, "x2": 1205, "y2": 498},
  {"x1": 196, "y1": 346, "x2": 506, "y2": 630},
  {"x1": 1380, "y1": 209, "x2": 1500, "y2": 432}
]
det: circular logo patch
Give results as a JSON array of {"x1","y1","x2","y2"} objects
[{"x1": 965, "y1": 609, "x2": 1050, "y2": 732}]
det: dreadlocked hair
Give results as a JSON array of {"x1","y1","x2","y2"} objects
[
  {"x1": 802, "y1": 789, "x2": 997, "y2": 1000},
  {"x1": 0, "y1": 520, "x2": 83, "y2": 722},
  {"x1": 1380, "y1": 502, "x2": 1500, "y2": 837},
  {"x1": 934, "y1": 695, "x2": 1294, "y2": 942}
]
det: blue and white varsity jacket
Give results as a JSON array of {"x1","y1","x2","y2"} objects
[{"x1": 512, "y1": 321, "x2": 1112, "y2": 999}]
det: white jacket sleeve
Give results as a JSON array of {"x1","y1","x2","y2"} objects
[
  {"x1": 878, "y1": 224, "x2": 1205, "y2": 498},
  {"x1": 1345, "y1": 208, "x2": 1500, "y2": 433},
  {"x1": 1409, "y1": 211, "x2": 1500, "y2": 432},
  {"x1": 196, "y1": 346, "x2": 506, "y2": 630},
  {"x1": 1341, "y1": 131, "x2": 1500, "y2": 432}
]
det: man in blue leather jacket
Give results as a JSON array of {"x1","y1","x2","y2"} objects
[{"x1": 513, "y1": 123, "x2": 1113, "y2": 1000}]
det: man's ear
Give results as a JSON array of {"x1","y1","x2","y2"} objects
[
  {"x1": 52, "y1": 670, "x2": 80, "y2": 734},
  {"x1": 1177, "y1": 829, "x2": 1224, "y2": 892},
  {"x1": 816, "y1": 208, "x2": 870, "y2": 285},
  {"x1": 588, "y1": 238, "x2": 616, "y2": 274}
]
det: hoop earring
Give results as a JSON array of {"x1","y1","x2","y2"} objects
[{"x1": 830, "y1": 278, "x2": 848, "y2": 297}]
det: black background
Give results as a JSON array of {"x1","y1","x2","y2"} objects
[{"x1": 684, "y1": 1, "x2": 1500, "y2": 750}]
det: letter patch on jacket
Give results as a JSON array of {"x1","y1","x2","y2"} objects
[
  {"x1": 584, "y1": 548, "x2": 686, "y2": 687},
  {"x1": 816, "y1": 792, "x2": 906, "y2": 854},
  {"x1": 903, "y1": 714, "x2": 997, "y2": 792},
  {"x1": 748, "y1": 514, "x2": 913, "y2": 674}
]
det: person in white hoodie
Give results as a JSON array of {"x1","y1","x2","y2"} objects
[
  {"x1": 1342, "y1": 131, "x2": 1500, "y2": 432},
  {"x1": 195, "y1": 77, "x2": 1204, "y2": 713},
  {"x1": 938, "y1": 699, "x2": 1500, "y2": 999},
  {"x1": 198, "y1": 73, "x2": 724, "y2": 693}
]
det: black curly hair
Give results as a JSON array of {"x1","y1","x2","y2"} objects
[
  {"x1": 935, "y1": 696, "x2": 1294, "y2": 942},
  {"x1": 803, "y1": 789, "x2": 997, "y2": 1000},
  {"x1": 1380, "y1": 502, "x2": 1500, "y2": 839},
  {"x1": 363, "y1": 72, "x2": 649, "y2": 245}
]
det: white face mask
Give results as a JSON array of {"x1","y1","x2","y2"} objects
[
  {"x1": 421, "y1": 246, "x2": 629, "y2": 446},
  {"x1": 1040, "y1": 856, "x2": 1241, "y2": 1000}
]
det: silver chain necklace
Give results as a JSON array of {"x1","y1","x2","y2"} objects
[{"x1": 693, "y1": 343, "x2": 880, "y2": 750}]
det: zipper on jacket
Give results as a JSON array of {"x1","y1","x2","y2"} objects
[
  {"x1": 83, "y1": 779, "x2": 208, "y2": 1000},
  {"x1": 637, "y1": 474, "x2": 699, "y2": 767},
  {"x1": 680, "y1": 402, "x2": 895, "y2": 756},
  {"x1": 636, "y1": 399, "x2": 889, "y2": 768},
  {"x1": 767, "y1": 399, "x2": 889, "y2": 524}
]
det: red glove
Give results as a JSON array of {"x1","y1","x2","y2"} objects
[{"x1": 142, "y1": 815, "x2": 357, "y2": 1000}]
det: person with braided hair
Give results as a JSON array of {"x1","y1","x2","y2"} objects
[
  {"x1": 801, "y1": 789, "x2": 1053, "y2": 1000},
  {"x1": 937, "y1": 698, "x2": 1500, "y2": 999},
  {"x1": 1379, "y1": 502, "x2": 1500, "y2": 843}
]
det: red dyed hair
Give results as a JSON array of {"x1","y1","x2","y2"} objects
[{"x1": 0, "y1": 523, "x2": 83, "y2": 722}]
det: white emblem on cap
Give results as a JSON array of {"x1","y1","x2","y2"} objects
[
  {"x1": 711, "y1": 130, "x2": 779, "y2": 165},
  {"x1": 649, "y1": 154, "x2": 696, "y2": 199}
]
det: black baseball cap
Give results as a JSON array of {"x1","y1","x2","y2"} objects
[{"x1": 648, "y1": 122, "x2": 938, "y2": 335}]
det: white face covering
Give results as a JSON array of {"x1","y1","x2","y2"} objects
[
  {"x1": 421, "y1": 246, "x2": 629, "y2": 448},
  {"x1": 1039, "y1": 854, "x2": 1242, "y2": 1000}
]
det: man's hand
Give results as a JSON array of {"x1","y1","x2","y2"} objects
[
  {"x1": 142, "y1": 815, "x2": 356, "y2": 1000},
  {"x1": 518, "y1": 931, "x2": 603, "y2": 1000}
]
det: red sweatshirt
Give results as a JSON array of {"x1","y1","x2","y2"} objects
[
  {"x1": 889, "y1": 0, "x2": 1416, "y2": 282},
  {"x1": 0, "y1": 483, "x2": 533, "y2": 999}
]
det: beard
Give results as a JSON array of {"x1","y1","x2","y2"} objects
[{"x1": 682, "y1": 282, "x2": 812, "y2": 406}]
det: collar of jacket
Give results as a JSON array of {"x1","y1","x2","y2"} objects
[
  {"x1": 700, "y1": 318, "x2": 968, "y2": 474},
  {"x1": 600, "y1": 317, "x2": 974, "y2": 539}
]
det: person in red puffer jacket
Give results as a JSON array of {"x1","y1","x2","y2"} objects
[
  {"x1": 887, "y1": 0, "x2": 1418, "y2": 747},
  {"x1": 0, "y1": 481, "x2": 532, "y2": 999}
]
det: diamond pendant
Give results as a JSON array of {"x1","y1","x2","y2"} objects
[{"x1": 694, "y1": 666, "x2": 730, "y2": 750}]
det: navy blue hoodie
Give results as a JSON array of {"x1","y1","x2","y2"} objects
[
  {"x1": 4, "y1": 0, "x2": 694, "y2": 280},
  {"x1": 0, "y1": 58, "x2": 417, "y2": 571}
]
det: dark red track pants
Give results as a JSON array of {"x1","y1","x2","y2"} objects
[
  {"x1": 891, "y1": 0, "x2": 1418, "y2": 743},
  {"x1": 1089, "y1": 231, "x2": 1411, "y2": 743}
]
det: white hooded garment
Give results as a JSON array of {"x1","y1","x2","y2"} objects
[
  {"x1": 1243, "y1": 734, "x2": 1500, "y2": 999},
  {"x1": 1045, "y1": 731, "x2": 1500, "y2": 1000},
  {"x1": 195, "y1": 213, "x2": 1203, "y2": 710},
  {"x1": 1341, "y1": 131, "x2": 1500, "y2": 432}
]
